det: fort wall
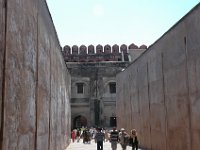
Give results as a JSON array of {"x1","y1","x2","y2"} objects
[
  {"x1": 0, "y1": 1, "x2": 71, "y2": 150},
  {"x1": 116, "y1": 3, "x2": 200, "y2": 150},
  {"x1": 62, "y1": 44, "x2": 147, "y2": 62}
]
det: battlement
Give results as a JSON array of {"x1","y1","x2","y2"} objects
[{"x1": 62, "y1": 43, "x2": 147, "y2": 62}]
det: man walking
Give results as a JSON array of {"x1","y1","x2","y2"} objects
[
  {"x1": 110, "y1": 127, "x2": 119, "y2": 150},
  {"x1": 119, "y1": 128, "x2": 129, "y2": 150},
  {"x1": 95, "y1": 128, "x2": 105, "y2": 150}
]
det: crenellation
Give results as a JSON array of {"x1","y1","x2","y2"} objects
[
  {"x1": 62, "y1": 43, "x2": 147, "y2": 62},
  {"x1": 104, "y1": 44, "x2": 111, "y2": 54},
  {"x1": 79, "y1": 45, "x2": 87, "y2": 54},
  {"x1": 63, "y1": 45, "x2": 71, "y2": 54},
  {"x1": 72, "y1": 45, "x2": 78, "y2": 54},
  {"x1": 128, "y1": 43, "x2": 138, "y2": 49},
  {"x1": 112, "y1": 44, "x2": 120, "y2": 53},
  {"x1": 96, "y1": 44, "x2": 103, "y2": 54},
  {"x1": 120, "y1": 44, "x2": 128, "y2": 53},
  {"x1": 139, "y1": 44, "x2": 148, "y2": 49},
  {"x1": 88, "y1": 45, "x2": 95, "y2": 54}
]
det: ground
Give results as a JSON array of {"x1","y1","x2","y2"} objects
[{"x1": 65, "y1": 139, "x2": 143, "y2": 150}]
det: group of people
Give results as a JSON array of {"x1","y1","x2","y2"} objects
[
  {"x1": 95, "y1": 127, "x2": 138, "y2": 150},
  {"x1": 118, "y1": 128, "x2": 138, "y2": 150},
  {"x1": 71, "y1": 127, "x2": 95, "y2": 143},
  {"x1": 71, "y1": 127, "x2": 139, "y2": 150}
]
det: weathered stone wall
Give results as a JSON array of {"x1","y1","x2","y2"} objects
[
  {"x1": 68, "y1": 62, "x2": 128, "y2": 128},
  {"x1": 0, "y1": 0, "x2": 71, "y2": 150},
  {"x1": 116, "y1": 3, "x2": 200, "y2": 150},
  {"x1": 0, "y1": 1, "x2": 5, "y2": 148},
  {"x1": 128, "y1": 49, "x2": 146, "y2": 62}
]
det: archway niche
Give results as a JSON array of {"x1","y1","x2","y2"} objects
[{"x1": 73, "y1": 115, "x2": 87, "y2": 129}]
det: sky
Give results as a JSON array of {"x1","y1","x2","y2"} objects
[{"x1": 46, "y1": 0, "x2": 199, "y2": 48}]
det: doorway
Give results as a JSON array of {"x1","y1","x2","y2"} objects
[
  {"x1": 73, "y1": 115, "x2": 87, "y2": 129},
  {"x1": 110, "y1": 117, "x2": 117, "y2": 127}
]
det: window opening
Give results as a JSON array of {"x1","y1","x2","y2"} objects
[
  {"x1": 77, "y1": 83, "x2": 84, "y2": 94},
  {"x1": 109, "y1": 82, "x2": 116, "y2": 93}
]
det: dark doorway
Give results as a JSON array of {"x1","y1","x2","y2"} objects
[
  {"x1": 110, "y1": 117, "x2": 117, "y2": 127},
  {"x1": 73, "y1": 115, "x2": 87, "y2": 129}
]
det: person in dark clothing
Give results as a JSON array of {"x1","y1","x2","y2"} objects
[
  {"x1": 76, "y1": 129, "x2": 80, "y2": 142},
  {"x1": 95, "y1": 128, "x2": 105, "y2": 150},
  {"x1": 83, "y1": 129, "x2": 91, "y2": 144},
  {"x1": 130, "y1": 129, "x2": 138, "y2": 150},
  {"x1": 109, "y1": 127, "x2": 119, "y2": 150}
]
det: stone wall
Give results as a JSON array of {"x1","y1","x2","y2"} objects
[
  {"x1": 116, "y1": 3, "x2": 200, "y2": 150},
  {"x1": 128, "y1": 49, "x2": 146, "y2": 62},
  {"x1": 67, "y1": 62, "x2": 128, "y2": 128},
  {"x1": 0, "y1": 0, "x2": 71, "y2": 150}
]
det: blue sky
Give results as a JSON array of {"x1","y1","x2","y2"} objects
[{"x1": 46, "y1": 0, "x2": 199, "y2": 48}]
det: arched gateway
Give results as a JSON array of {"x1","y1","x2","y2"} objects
[{"x1": 73, "y1": 115, "x2": 87, "y2": 129}]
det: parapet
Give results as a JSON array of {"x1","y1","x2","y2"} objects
[
  {"x1": 139, "y1": 44, "x2": 148, "y2": 49},
  {"x1": 62, "y1": 43, "x2": 147, "y2": 62},
  {"x1": 104, "y1": 44, "x2": 111, "y2": 54},
  {"x1": 72, "y1": 45, "x2": 78, "y2": 54},
  {"x1": 112, "y1": 44, "x2": 119, "y2": 53},
  {"x1": 63, "y1": 45, "x2": 71, "y2": 55},
  {"x1": 80, "y1": 45, "x2": 87, "y2": 54},
  {"x1": 88, "y1": 45, "x2": 95, "y2": 54},
  {"x1": 129, "y1": 43, "x2": 138, "y2": 49},
  {"x1": 96, "y1": 44, "x2": 103, "y2": 54},
  {"x1": 120, "y1": 44, "x2": 128, "y2": 53}
]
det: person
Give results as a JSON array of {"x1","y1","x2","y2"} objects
[
  {"x1": 119, "y1": 128, "x2": 129, "y2": 150},
  {"x1": 76, "y1": 129, "x2": 80, "y2": 142},
  {"x1": 95, "y1": 128, "x2": 105, "y2": 150},
  {"x1": 104, "y1": 129, "x2": 110, "y2": 142},
  {"x1": 71, "y1": 129, "x2": 76, "y2": 142},
  {"x1": 130, "y1": 129, "x2": 139, "y2": 150},
  {"x1": 83, "y1": 128, "x2": 91, "y2": 144},
  {"x1": 109, "y1": 127, "x2": 119, "y2": 150}
]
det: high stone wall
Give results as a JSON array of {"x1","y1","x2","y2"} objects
[
  {"x1": 0, "y1": 0, "x2": 5, "y2": 144},
  {"x1": 0, "y1": 0, "x2": 71, "y2": 150},
  {"x1": 116, "y1": 3, "x2": 200, "y2": 150}
]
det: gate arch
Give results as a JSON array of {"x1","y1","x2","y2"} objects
[{"x1": 73, "y1": 115, "x2": 87, "y2": 129}]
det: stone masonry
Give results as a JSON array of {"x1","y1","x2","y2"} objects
[
  {"x1": 0, "y1": 1, "x2": 71, "y2": 150},
  {"x1": 116, "y1": 3, "x2": 200, "y2": 150},
  {"x1": 63, "y1": 44, "x2": 146, "y2": 129}
]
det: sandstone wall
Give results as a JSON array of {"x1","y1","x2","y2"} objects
[
  {"x1": 0, "y1": 0, "x2": 71, "y2": 150},
  {"x1": 0, "y1": 0, "x2": 5, "y2": 146},
  {"x1": 116, "y1": 3, "x2": 200, "y2": 150}
]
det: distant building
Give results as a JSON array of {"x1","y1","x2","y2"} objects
[{"x1": 62, "y1": 44, "x2": 147, "y2": 129}]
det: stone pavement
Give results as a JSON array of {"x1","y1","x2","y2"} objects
[{"x1": 65, "y1": 139, "x2": 143, "y2": 150}]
